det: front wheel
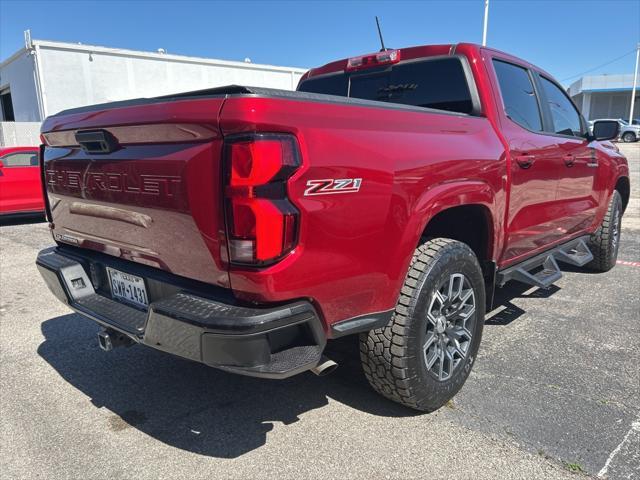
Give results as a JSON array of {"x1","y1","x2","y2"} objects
[
  {"x1": 587, "y1": 190, "x2": 623, "y2": 272},
  {"x1": 621, "y1": 132, "x2": 637, "y2": 143},
  {"x1": 359, "y1": 238, "x2": 485, "y2": 412}
]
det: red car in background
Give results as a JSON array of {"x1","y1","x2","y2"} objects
[{"x1": 0, "y1": 146, "x2": 44, "y2": 217}]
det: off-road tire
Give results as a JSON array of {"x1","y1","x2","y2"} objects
[
  {"x1": 587, "y1": 190, "x2": 622, "y2": 272},
  {"x1": 359, "y1": 238, "x2": 485, "y2": 412}
]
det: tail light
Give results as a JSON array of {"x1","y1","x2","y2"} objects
[
  {"x1": 223, "y1": 134, "x2": 301, "y2": 266},
  {"x1": 346, "y1": 49, "x2": 400, "y2": 71},
  {"x1": 39, "y1": 143, "x2": 53, "y2": 223}
]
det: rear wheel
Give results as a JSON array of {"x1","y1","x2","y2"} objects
[
  {"x1": 587, "y1": 191, "x2": 622, "y2": 272},
  {"x1": 359, "y1": 238, "x2": 485, "y2": 412},
  {"x1": 621, "y1": 132, "x2": 636, "y2": 143}
]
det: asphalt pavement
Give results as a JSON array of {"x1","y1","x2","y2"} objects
[{"x1": 1, "y1": 144, "x2": 638, "y2": 480}]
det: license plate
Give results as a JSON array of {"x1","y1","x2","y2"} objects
[{"x1": 107, "y1": 268, "x2": 149, "y2": 309}]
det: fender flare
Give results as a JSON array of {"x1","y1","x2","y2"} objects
[
  {"x1": 612, "y1": 171, "x2": 630, "y2": 212},
  {"x1": 395, "y1": 179, "x2": 500, "y2": 268}
]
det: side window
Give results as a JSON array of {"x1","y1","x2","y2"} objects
[
  {"x1": 492, "y1": 59, "x2": 543, "y2": 132},
  {"x1": 1, "y1": 152, "x2": 38, "y2": 167},
  {"x1": 539, "y1": 76, "x2": 582, "y2": 137}
]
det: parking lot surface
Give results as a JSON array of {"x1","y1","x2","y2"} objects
[{"x1": 1, "y1": 144, "x2": 638, "y2": 480}]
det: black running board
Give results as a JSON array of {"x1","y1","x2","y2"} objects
[
  {"x1": 497, "y1": 236, "x2": 593, "y2": 288},
  {"x1": 553, "y1": 238, "x2": 593, "y2": 267}
]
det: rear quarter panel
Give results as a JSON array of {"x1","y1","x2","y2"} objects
[{"x1": 220, "y1": 96, "x2": 505, "y2": 329}]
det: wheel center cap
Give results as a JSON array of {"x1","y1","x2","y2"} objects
[{"x1": 435, "y1": 316, "x2": 447, "y2": 334}]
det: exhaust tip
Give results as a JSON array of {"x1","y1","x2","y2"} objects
[{"x1": 310, "y1": 356, "x2": 338, "y2": 376}]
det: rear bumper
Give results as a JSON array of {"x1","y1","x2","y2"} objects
[{"x1": 36, "y1": 246, "x2": 326, "y2": 378}]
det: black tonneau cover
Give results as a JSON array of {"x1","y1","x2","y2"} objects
[{"x1": 49, "y1": 84, "x2": 473, "y2": 119}]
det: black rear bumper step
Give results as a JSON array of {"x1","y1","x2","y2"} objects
[
  {"x1": 36, "y1": 247, "x2": 325, "y2": 379},
  {"x1": 498, "y1": 236, "x2": 593, "y2": 288}
]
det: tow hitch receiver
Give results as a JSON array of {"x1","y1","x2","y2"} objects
[{"x1": 98, "y1": 328, "x2": 134, "y2": 352}]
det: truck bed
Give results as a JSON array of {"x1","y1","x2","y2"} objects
[{"x1": 44, "y1": 85, "x2": 472, "y2": 120}]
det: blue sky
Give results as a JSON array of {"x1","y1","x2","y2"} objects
[{"x1": 1, "y1": 0, "x2": 639, "y2": 86}]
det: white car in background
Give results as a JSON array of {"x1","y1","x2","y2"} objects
[{"x1": 588, "y1": 118, "x2": 639, "y2": 142}]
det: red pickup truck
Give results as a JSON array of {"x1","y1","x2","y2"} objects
[{"x1": 36, "y1": 43, "x2": 630, "y2": 411}]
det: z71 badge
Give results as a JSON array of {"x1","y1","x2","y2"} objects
[{"x1": 304, "y1": 178, "x2": 362, "y2": 196}]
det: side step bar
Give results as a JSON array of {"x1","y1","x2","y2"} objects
[
  {"x1": 554, "y1": 238, "x2": 593, "y2": 267},
  {"x1": 497, "y1": 236, "x2": 593, "y2": 289}
]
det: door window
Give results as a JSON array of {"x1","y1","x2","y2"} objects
[
  {"x1": 539, "y1": 76, "x2": 583, "y2": 137},
  {"x1": 1, "y1": 152, "x2": 38, "y2": 167},
  {"x1": 492, "y1": 60, "x2": 543, "y2": 132}
]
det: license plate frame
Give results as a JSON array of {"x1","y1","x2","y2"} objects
[{"x1": 107, "y1": 267, "x2": 149, "y2": 309}]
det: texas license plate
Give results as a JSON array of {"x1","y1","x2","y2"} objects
[{"x1": 107, "y1": 268, "x2": 149, "y2": 309}]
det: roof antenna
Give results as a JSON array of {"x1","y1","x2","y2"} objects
[{"x1": 375, "y1": 16, "x2": 388, "y2": 51}]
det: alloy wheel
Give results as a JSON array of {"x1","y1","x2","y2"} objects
[{"x1": 423, "y1": 273, "x2": 476, "y2": 381}]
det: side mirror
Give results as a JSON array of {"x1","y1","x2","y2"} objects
[{"x1": 592, "y1": 120, "x2": 619, "y2": 141}]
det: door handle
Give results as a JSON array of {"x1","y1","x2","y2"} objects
[
  {"x1": 515, "y1": 154, "x2": 536, "y2": 169},
  {"x1": 563, "y1": 154, "x2": 575, "y2": 167}
]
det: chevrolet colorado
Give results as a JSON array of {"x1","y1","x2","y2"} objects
[{"x1": 36, "y1": 43, "x2": 630, "y2": 411}]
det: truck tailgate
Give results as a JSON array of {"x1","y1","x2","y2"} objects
[{"x1": 41, "y1": 97, "x2": 229, "y2": 287}]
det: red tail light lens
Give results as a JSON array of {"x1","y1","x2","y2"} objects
[{"x1": 224, "y1": 134, "x2": 300, "y2": 266}]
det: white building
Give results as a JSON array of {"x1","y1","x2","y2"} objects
[
  {"x1": 568, "y1": 73, "x2": 639, "y2": 121},
  {"x1": 0, "y1": 33, "x2": 307, "y2": 146}
]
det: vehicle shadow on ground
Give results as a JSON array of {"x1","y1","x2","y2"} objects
[
  {"x1": 486, "y1": 282, "x2": 560, "y2": 326},
  {"x1": 0, "y1": 214, "x2": 46, "y2": 227},
  {"x1": 38, "y1": 281, "x2": 563, "y2": 458},
  {"x1": 38, "y1": 314, "x2": 418, "y2": 458}
]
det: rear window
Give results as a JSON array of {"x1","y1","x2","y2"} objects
[{"x1": 298, "y1": 57, "x2": 474, "y2": 114}]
